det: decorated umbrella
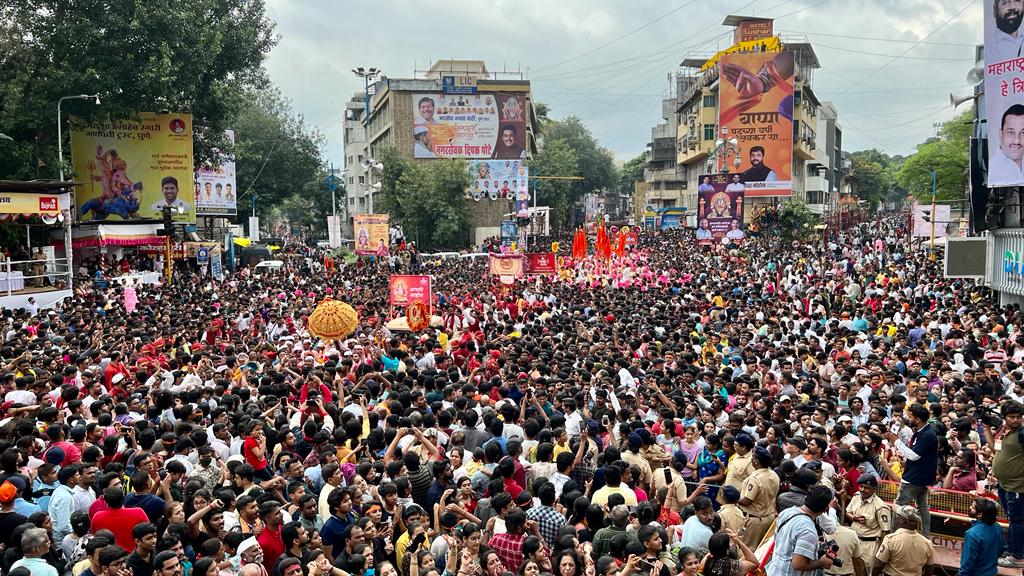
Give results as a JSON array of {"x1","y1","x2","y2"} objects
[{"x1": 306, "y1": 297, "x2": 360, "y2": 341}]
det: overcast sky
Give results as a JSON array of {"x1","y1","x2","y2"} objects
[{"x1": 264, "y1": 0, "x2": 982, "y2": 167}]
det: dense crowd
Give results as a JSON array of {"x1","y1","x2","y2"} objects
[{"x1": 0, "y1": 210, "x2": 1021, "y2": 576}]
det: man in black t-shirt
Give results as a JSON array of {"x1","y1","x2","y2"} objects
[{"x1": 0, "y1": 480, "x2": 27, "y2": 549}]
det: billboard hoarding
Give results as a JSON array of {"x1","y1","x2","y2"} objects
[
  {"x1": 524, "y1": 253, "x2": 556, "y2": 275},
  {"x1": 468, "y1": 160, "x2": 529, "y2": 206},
  {"x1": 718, "y1": 51, "x2": 794, "y2": 196},
  {"x1": 500, "y1": 220, "x2": 517, "y2": 245},
  {"x1": 697, "y1": 173, "x2": 746, "y2": 243},
  {"x1": 984, "y1": 1, "x2": 1024, "y2": 187},
  {"x1": 389, "y1": 275, "x2": 432, "y2": 308},
  {"x1": 195, "y1": 129, "x2": 237, "y2": 216},
  {"x1": 354, "y1": 214, "x2": 389, "y2": 255},
  {"x1": 413, "y1": 93, "x2": 526, "y2": 159},
  {"x1": 71, "y1": 113, "x2": 195, "y2": 222}
]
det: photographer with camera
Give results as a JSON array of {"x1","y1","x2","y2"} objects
[
  {"x1": 874, "y1": 506, "x2": 933, "y2": 576},
  {"x1": 982, "y1": 400, "x2": 1024, "y2": 569},
  {"x1": 765, "y1": 484, "x2": 836, "y2": 576}
]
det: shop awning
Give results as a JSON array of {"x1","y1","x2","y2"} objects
[{"x1": 62, "y1": 224, "x2": 164, "y2": 249}]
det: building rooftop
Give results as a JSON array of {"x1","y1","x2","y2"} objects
[{"x1": 722, "y1": 14, "x2": 773, "y2": 26}]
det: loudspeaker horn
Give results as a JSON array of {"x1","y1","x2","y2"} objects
[
  {"x1": 966, "y1": 60, "x2": 985, "y2": 86},
  {"x1": 950, "y1": 92, "x2": 977, "y2": 110}
]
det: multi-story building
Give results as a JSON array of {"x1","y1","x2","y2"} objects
[
  {"x1": 347, "y1": 59, "x2": 538, "y2": 246},
  {"x1": 643, "y1": 15, "x2": 829, "y2": 224},
  {"x1": 806, "y1": 101, "x2": 844, "y2": 214},
  {"x1": 342, "y1": 92, "x2": 371, "y2": 236},
  {"x1": 645, "y1": 91, "x2": 690, "y2": 216}
]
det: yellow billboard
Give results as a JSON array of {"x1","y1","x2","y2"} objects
[
  {"x1": 71, "y1": 113, "x2": 195, "y2": 222},
  {"x1": 354, "y1": 214, "x2": 389, "y2": 256}
]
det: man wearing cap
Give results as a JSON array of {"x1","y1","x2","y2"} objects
[
  {"x1": 724, "y1": 433, "x2": 755, "y2": 497},
  {"x1": 718, "y1": 485, "x2": 745, "y2": 534},
  {"x1": 845, "y1": 473, "x2": 891, "y2": 572},
  {"x1": 874, "y1": 505, "x2": 933, "y2": 576},
  {"x1": 738, "y1": 446, "x2": 779, "y2": 548},
  {"x1": 621, "y1": 432, "x2": 653, "y2": 492}
]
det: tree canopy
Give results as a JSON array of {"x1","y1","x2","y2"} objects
[
  {"x1": 231, "y1": 88, "x2": 325, "y2": 224},
  {"x1": 0, "y1": 0, "x2": 277, "y2": 180},
  {"x1": 896, "y1": 109, "x2": 971, "y2": 203}
]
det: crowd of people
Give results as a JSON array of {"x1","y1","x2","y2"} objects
[{"x1": 0, "y1": 209, "x2": 1021, "y2": 576}]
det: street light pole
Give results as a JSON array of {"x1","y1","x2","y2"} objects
[
  {"x1": 352, "y1": 67, "x2": 381, "y2": 213},
  {"x1": 929, "y1": 170, "x2": 937, "y2": 261},
  {"x1": 57, "y1": 94, "x2": 101, "y2": 181}
]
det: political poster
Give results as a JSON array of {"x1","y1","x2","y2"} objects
[
  {"x1": 525, "y1": 253, "x2": 556, "y2": 275},
  {"x1": 389, "y1": 275, "x2": 432, "y2": 308},
  {"x1": 718, "y1": 51, "x2": 794, "y2": 196},
  {"x1": 500, "y1": 220, "x2": 518, "y2": 246},
  {"x1": 985, "y1": 0, "x2": 1024, "y2": 186},
  {"x1": 210, "y1": 251, "x2": 224, "y2": 281},
  {"x1": 71, "y1": 112, "x2": 195, "y2": 222},
  {"x1": 413, "y1": 93, "x2": 526, "y2": 159},
  {"x1": 468, "y1": 160, "x2": 529, "y2": 207},
  {"x1": 697, "y1": 173, "x2": 746, "y2": 243},
  {"x1": 354, "y1": 214, "x2": 389, "y2": 256},
  {"x1": 195, "y1": 129, "x2": 237, "y2": 216}
]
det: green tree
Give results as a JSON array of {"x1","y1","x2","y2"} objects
[
  {"x1": 896, "y1": 140, "x2": 967, "y2": 202},
  {"x1": 0, "y1": 0, "x2": 276, "y2": 179},
  {"x1": 543, "y1": 116, "x2": 617, "y2": 221},
  {"x1": 384, "y1": 157, "x2": 471, "y2": 251},
  {"x1": 527, "y1": 138, "x2": 578, "y2": 228},
  {"x1": 775, "y1": 199, "x2": 816, "y2": 243},
  {"x1": 618, "y1": 153, "x2": 646, "y2": 195},
  {"x1": 231, "y1": 88, "x2": 325, "y2": 222},
  {"x1": 893, "y1": 109, "x2": 971, "y2": 204},
  {"x1": 849, "y1": 154, "x2": 890, "y2": 208}
]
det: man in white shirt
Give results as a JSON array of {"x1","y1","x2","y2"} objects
[
  {"x1": 725, "y1": 174, "x2": 745, "y2": 193},
  {"x1": 986, "y1": 0, "x2": 1024, "y2": 64},
  {"x1": 991, "y1": 103, "x2": 1024, "y2": 185}
]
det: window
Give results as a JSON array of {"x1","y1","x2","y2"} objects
[
  {"x1": 358, "y1": 155, "x2": 363, "y2": 163},
  {"x1": 358, "y1": 198, "x2": 365, "y2": 206},
  {"x1": 704, "y1": 124, "x2": 717, "y2": 141},
  {"x1": 359, "y1": 176, "x2": 365, "y2": 184},
  {"x1": 702, "y1": 94, "x2": 717, "y2": 108}
]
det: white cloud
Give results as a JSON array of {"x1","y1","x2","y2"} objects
[{"x1": 263, "y1": 0, "x2": 983, "y2": 162}]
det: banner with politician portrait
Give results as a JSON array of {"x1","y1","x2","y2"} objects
[
  {"x1": 70, "y1": 112, "x2": 195, "y2": 222},
  {"x1": 718, "y1": 51, "x2": 794, "y2": 196},
  {"x1": 468, "y1": 160, "x2": 529, "y2": 206},
  {"x1": 985, "y1": 0, "x2": 1024, "y2": 186},
  {"x1": 413, "y1": 93, "x2": 526, "y2": 159},
  {"x1": 195, "y1": 129, "x2": 237, "y2": 216},
  {"x1": 697, "y1": 173, "x2": 745, "y2": 244}
]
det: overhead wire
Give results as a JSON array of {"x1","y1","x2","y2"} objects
[
  {"x1": 831, "y1": 0, "x2": 977, "y2": 96},
  {"x1": 530, "y1": 0, "x2": 707, "y2": 74}
]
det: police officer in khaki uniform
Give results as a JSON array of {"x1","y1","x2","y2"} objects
[
  {"x1": 639, "y1": 428, "x2": 671, "y2": 473},
  {"x1": 622, "y1": 432, "x2": 654, "y2": 491},
  {"x1": 724, "y1": 433, "x2": 755, "y2": 497},
  {"x1": 738, "y1": 446, "x2": 779, "y2": 548},
  {"x1": 875, "y1": 505, "x2": 933, "y2": 576},
  {"x1": 844, "y1": 473, "x2": 891, "y2": 571},
  {"x1": 718, "y1": 485, "x2": 746, "y2": 535},
  {"x1": 652, "y1": 453, "x2": 690, "y2": 513}
]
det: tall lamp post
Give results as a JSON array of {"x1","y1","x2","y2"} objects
[
  {"x1": 57, "y1": 94, "x2": 101, "y2": 181},
  {"x1": 352, "y1": 67, "x2": 383, "y2": 213}
]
